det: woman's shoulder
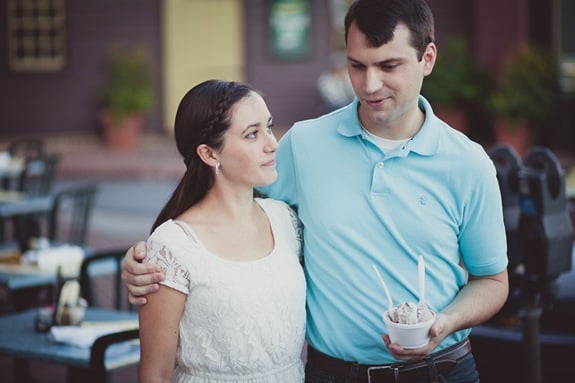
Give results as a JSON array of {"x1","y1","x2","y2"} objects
[
  {"x1": 148, "y1": 219, "x2": 179, "y2": 240},
  {"x1": 256, "y1": 197, "x2": 301, "y2": 239},
  {"x1": 147, "y1": 219, "x2": 194, "y2": 250},
  {"x1": 145, "y1": 220, "x2": 193, "y2": 293},
  {"x1": 256, "y1": 197, "x2": 296, "y2": 216}
]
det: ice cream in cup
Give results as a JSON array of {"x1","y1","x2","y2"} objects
[{"x1": 383, "y1": 301, "x2": 436, "y2": 349}]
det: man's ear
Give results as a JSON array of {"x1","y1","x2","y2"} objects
[
  {"x1": 422, "y1": 42, "x2": 437, "y2": 77},
  {"x1": 196, "y1": 144, "x2": 218, "y2": 167}
]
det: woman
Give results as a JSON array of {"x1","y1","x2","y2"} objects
[{"x1": 138, "y1": 80, "x2": 306, "y2": 383}]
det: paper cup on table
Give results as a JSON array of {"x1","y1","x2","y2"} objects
[{"x1": 383, "y1": 310, "x2": 436, "y2": 349}]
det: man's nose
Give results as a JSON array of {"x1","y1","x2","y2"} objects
[{"x1": 364, "y1": 68, "x2": 382, "y2": 94}]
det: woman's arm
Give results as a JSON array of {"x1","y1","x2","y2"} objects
[
  {"x1": 139, "y1": 282, "x2": 186, "y2": 383},
  {"x1": 122, "y1": 242, "x2": 165, "y2": 305}
]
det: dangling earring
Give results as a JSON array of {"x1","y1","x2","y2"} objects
[{"x1": 215, "y1": 162, "x2": 220, "y2": 175}]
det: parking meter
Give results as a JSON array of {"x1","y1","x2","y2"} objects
[
  {"x1": 488, "y1": 144, "x2": 523, "y2": 275},
  {"x1": 517, "y1": 146, "x2": 573, "y2": 284},
  {"x1": 515, "y1": 146, "x2": 573, "y2": 383}
]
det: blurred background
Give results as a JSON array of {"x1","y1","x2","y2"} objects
[
  {"x1": 1, "y1": 0, "x2": 574, "y2": 153},
  {"x1": 0, "y1": 1, "x2": 575, "y2": 382}
]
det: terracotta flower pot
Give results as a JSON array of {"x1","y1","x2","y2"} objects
[
  {"x1": 492, "y1": 119, "x2": 532, "y2": 157},
  {"x1": 99, "y1": 111, "x2": 144, "y2": 151}
]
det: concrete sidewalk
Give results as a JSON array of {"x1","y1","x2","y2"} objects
[
  {"x1": 40, "y1": 133, "x2": 183, "y2": 252},
  {"x1": 45, "y1": 132, "x2": 185, "y2": 181}
]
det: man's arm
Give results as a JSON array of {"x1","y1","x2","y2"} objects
[
  {"x1": 121, "y1": 241, "x2": 165, "y2": 305},
  {"x1": 437, "y1": 268, "x2": 509, "y2": 331},
  {"x1": 384, "y1": 268, "x2": 509, "y2": 360}
]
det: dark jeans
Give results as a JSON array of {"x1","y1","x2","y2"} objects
[{"x1": 305, "y1": 352, "x2": 480, "y2": 383}]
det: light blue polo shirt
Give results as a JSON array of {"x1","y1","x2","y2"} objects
[{"x1": 259, "y1": 96, "x2": 508, "y2": 364}]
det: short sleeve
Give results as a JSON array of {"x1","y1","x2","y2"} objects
[{"x1": 144, "y1": 237, "x2": 190, "y2": 295}]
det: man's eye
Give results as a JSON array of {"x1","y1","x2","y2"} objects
[{"x1": 381, "y1": 63, "x2": 399, "y2": 70}]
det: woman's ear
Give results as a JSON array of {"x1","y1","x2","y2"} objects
[{"x1": 196, "y1": 144, "x2": 218, "y2": 167}]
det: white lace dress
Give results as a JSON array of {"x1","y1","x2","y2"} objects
[{"x1": 144, "y1": 198, "x2": 306, "y2": 383}]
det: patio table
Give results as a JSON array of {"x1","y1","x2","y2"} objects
[{"x1": 0, "y1": 307, "x2": 139, "y2": 382}]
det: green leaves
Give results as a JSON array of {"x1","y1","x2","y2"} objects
[
  {"x1": 100, "y1": 47, "x2": 154, "y2": 121},
  {"x1": 422, "y1": 36, "x2": 487, "y2": 108},
  {"x1": 489, "y1": 44, "x2": 558, "y2": 127}
]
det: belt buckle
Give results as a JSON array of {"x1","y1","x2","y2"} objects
[{"x1": 367, "y1": 365, "x2": 399, "y2": 383}]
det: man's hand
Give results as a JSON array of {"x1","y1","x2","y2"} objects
[
  {"x1": 121, "y1": 241, "x2": 165, "y2": 306},
  {"x1": 382, "y1": 313, "x2": 449, "y2": 361},
  {"x1": 383, "y1": 269, "x2": 508, "y2": 361}
]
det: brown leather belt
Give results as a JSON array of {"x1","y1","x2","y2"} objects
[{"x1": 307, "y1": 339, "x2": 472, "y2": 383}]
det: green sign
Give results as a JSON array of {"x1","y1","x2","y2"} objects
[{"x1": 269, "y1": 0, "x2": 311, "y2": 60}]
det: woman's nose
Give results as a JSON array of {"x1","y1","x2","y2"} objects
[{"x1": 265, "y1": 131, "x2": 279, "y2": 152}]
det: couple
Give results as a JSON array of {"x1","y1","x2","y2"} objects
[{"x1": 125, "y1": 1, "x2": 509, "y2": 382}]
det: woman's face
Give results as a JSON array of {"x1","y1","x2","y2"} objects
[{"x1": 216, "y1": 92, "x2": 279, "y2": 187}]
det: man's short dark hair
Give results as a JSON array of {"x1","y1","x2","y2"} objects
[{"x1": 344, "y1": 0, "x2": 435, "y2": 61}]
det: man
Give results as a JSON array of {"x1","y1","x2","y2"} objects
[{"x1": 122, "y1": 1, "x2": 508, "y2": 382}]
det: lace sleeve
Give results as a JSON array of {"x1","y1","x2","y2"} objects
[
  {"x1": 286, "y1": 204, "x2": 304, "y2": 265},
  {"x1": 144, "y1": 238, "x2": 190, "y2": 295}
]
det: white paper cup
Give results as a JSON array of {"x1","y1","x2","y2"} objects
[{"x1": 383, "y1": 310, "x2": 436, "y2": 349}]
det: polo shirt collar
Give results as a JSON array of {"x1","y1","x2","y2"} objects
[
  {"x1": 337, "y1": 96, "x2": 440, "y2": 156},
  {"x1": 337, "y1": 98, "x2": 363, "y2": 137},
  {"x1": 410, "y1": 96, "x2": 440, "y2": 156}
]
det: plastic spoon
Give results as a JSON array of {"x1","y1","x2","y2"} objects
[
  {"x1": 372, "y1": 264, "x2": 393, "y2": 314},
  {"x1": 418, "y1": 255, "x2": 426, "y2": 308}
]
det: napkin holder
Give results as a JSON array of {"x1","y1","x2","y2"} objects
[{"x1": 54, "y1": 280, "x2": 87, "y2": 326}]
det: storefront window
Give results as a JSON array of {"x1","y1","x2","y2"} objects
[{"x1": 7, "y1": 0, "x2": 67, "y2": 72}]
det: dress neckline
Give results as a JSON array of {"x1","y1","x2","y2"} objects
[{"x1": 172, "y1": 199, "x2": 277, "y2": 264}]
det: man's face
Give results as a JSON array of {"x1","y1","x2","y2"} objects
[{"x1": 346, "y1": 22, "x2": 436, "y2": 136}]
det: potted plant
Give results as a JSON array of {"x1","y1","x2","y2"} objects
[
  {"x1": 99, "y1": 46, "x2": 155, "y2": 150},
  {"x1": 489, "y1": 43, "x2": 558, "y2": 155},
  {"x1": 422, "y1": 36, "x2": 487, "y2": 133}
]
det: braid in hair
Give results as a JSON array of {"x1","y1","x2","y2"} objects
[
  {"x1": 202, "y1": 81, "x2": 235, "y2": 141},
  {"x1": 182, "y1": 81, "x2": 235, "y2": 167}
]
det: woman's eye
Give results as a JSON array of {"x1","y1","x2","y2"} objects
[{"x1": 246, "y1": 131, "x2": 257, "y2": 139}]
